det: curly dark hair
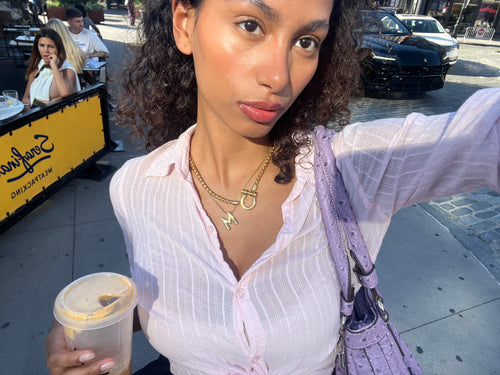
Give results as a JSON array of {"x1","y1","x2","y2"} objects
[{"x1": 118, "y1": 0, "x2": 365, "y2": 183}]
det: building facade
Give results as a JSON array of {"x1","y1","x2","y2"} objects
[{"x1": 378, "y1": 0, "x2": 500, "y2": 34}]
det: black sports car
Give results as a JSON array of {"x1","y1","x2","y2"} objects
[{"x1": 360, "y1": 10, "x2": 450, "y2": 92}]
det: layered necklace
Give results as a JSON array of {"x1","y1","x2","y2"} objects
[{"x1": 189, "y1": 146, "x2": 275, "y2": 231}]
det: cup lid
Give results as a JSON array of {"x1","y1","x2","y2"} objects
[{"x1": 54, "y1": 272, "x2": 138, "y2": 330}]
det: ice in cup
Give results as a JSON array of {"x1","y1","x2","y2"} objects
[
  {"x1": 53, "y1": 272, "x2": 138, "y2": 375},
  {"x1": 2, "y1": 90, "x2": 18, "y2": 105}
]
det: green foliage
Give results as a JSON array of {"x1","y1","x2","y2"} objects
[{"x1": 47, "y1": 0, "x2": 104, "y2": 11}]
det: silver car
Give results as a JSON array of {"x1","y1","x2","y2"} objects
[{"x1": 397, "y1": 14, "x2": 459, "y2": 65}]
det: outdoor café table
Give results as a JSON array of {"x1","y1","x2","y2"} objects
[
  {"x1": 14, "y1": 35, "x2": 35, "y2": 44},
  {"x1": 82, "y1": 58, "x2": 108, "y2": 85},
  {"x1": 0, "y1": 98, "x2": 24, "y2": 122},
  {"x1": 4, "y1": 26, "x2": 39, "y2": 34},
  {"x1": 7, "y1": 35, "x2": 35, "y2": 65}
]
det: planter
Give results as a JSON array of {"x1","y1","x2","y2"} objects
[
  {"x1": 47, "y1": 6, "x2": 104, "y2": 23},
  {"x1": 87, "y1": 8, "x2": 104, "y2": 24},
  {"x1": 47, "y1": 6, "x2": 67, "y2": 21}
]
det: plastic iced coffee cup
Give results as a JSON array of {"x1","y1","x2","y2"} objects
[{"x1": 53, "y1": 272, "x2": 138, "y2": 375}]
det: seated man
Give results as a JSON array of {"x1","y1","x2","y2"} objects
[{"x1": 66, "y1": 7, "x2": 109, "y2": 59}]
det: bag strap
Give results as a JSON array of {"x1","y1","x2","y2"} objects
[{"x1": 312, "y1": 125, "x2": 380, "y2": 316}]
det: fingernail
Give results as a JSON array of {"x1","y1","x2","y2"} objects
[
  {"x1": 100, "y1": 361, "x2": 115, "y2": 372},
  {"x1": 79, "y1": 352, "x2": 95, "y2": 362}
]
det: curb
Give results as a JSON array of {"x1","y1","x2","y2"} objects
[{"x1": 419, "y1": 202, "x2": 500, "y2": 282}]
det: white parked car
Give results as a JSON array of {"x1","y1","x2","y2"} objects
[{"x1": 397, "y1": 14, "x2": 459, "y2": 65}]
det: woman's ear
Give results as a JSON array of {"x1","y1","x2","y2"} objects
[{"x1": 172, "y1": 0, "x2": 195, "y2": 55}]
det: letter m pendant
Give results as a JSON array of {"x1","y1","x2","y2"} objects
[{"x1": 221, "y1": 212, "x2": 238, "y2": 231}]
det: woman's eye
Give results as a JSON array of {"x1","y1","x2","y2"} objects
[
  {"x1": 295, "y1": 37, "x2": 318, "y2": 51},
  {"x1": 238, "y1": 20, "x2": 261, "y2": 35}
]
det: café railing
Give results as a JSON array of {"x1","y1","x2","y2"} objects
[{"x1": 0, "y1": 84, "x2": 115, "y2": 234}]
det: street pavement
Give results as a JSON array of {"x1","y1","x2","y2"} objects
[
  {"x1": 0, "y1": 9, "x2": 499, "y2": 374},
  {"x1": 349, "y1": 42, "x2": 500, "y2": 281}
]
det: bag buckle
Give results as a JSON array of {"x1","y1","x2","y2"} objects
[
  {"x1": 337, "y1": 314, "x2": 348, "y2": 369},
  {"x1": 372, "y1": 290, "x2": 389, "y2": 322}
]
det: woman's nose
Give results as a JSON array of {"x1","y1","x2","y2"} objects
[{"x1": 255, "y1": 43, "x2": 291, "y2": 94}]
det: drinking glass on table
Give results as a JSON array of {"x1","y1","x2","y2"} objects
[{"x1": 3, "y1": 90, "x2": 18, "y2": 105}]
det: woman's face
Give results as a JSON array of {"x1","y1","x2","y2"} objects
[
  {"x1": 38, "y1": 37, "x2": 58, "y2": 64},
  {"x1": 176, "y1": 0, "x2": 333, "y2": 141}
]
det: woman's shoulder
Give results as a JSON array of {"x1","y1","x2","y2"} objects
[{"x1": 59, "y1": 60, "x2": 75, "y2": 71}]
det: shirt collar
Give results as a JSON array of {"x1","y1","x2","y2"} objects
[
  {"x1": 145, "y1": 124, "x2": 316, "y2": 188},
  {"x1": 145, "y1": 124, "x2": 196, "y2": 180}
]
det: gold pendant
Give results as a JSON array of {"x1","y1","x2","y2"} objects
[
  {"x1": 240, "y1": 189, "x2": 257, "y2": 210},
  {"x1": 221, "y1": 212, "x2": 238, "y2": 231}
]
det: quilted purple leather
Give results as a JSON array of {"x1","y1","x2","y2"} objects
[{"x1": 313, "y1": 126, "x2": 423, "y2": 375}]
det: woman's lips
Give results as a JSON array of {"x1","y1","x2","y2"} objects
[{"x1": 239, "y1": 101, "x2": 284, "y2": 124}]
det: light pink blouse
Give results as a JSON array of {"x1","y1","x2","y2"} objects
[{"x1": 110, "y1": 88, "x2": 500, "y2": 375}]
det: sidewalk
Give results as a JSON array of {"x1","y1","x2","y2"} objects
[
  {"x1": 0, "y1": 9, "x2": 499, "y2": 374},
  {"x1": 458, "y1": 32, "x2": 500, "y2": 47}
]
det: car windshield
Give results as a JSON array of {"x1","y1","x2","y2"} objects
[
  {"x1": 401, "y1": 18, "x2": 446, "y2": 33},
  {"x1": 361, "y1": 11, "x2": 411, "y2": 35}
]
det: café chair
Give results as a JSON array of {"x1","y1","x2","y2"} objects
[{"x1": 3, "y1": 25, "x2": 38, "y2": 66}]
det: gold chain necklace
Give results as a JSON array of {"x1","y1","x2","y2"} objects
[{"x1": 189, "y1": 146, "x2": 275, "y2": 230}]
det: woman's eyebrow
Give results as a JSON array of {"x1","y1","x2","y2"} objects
[
  {"x1": 228, "y1": 0, "x2": 279, "y2": 20},
  {"x1": 302, "y1": 19, "x2": 330, "y2": 32},
  {"x1": 228, "y1": 0, "x2": 329, "y2": 31}
]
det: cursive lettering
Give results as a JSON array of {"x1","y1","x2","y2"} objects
[{"x1": 0, "y1": 134, "x2": 54, "y2": 183}]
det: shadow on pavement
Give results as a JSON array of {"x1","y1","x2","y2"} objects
[{"x1": 449, "y1": 59, "x2": 500, "y2": 77}]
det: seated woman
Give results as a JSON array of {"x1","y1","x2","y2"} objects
[
  {"x1": 46, "y1": 18, "x2": 86, "y2": 75},
  {"x1": 22, "y1": 28, "x2": 81, "y2": 107}
]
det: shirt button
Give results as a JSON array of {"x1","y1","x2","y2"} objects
[
  {"x1": 207, "y1": 226, "x2": 214, "y2": 233},
  {"x1": 252, "y1": 356, "x2": 259, "y2": 364},
  {"x1": 236, "y1": 288, "x2": 245, "y2": 299}
]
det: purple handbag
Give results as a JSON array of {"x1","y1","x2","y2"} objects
[{"x1": 313, "y1": 126, "x2": 423, "y2": 375}]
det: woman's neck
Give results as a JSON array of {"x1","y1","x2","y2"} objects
[{"x1": 190, "y1": 123, "x2": 274, "y2": 191}]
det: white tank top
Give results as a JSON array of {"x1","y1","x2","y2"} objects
[{"x1": 30, "y1": 59, "x2": 81, "y2": 105}]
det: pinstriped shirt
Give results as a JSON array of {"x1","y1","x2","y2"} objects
[{"x1": 110, "y1": 88, "x2": 500, "y2": 375}]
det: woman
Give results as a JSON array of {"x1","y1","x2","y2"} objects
[
  {"x1": 45, "y1": 0, "x2": 499, "y2": 374},
  {"x1": 46, "y1": 18, "x2": 86, "y2": 74},
  {"x1": 22, "y1": 28, "x2": 81, "y2": 106},
  {"x1": 125, "y1": 0, "x2": 136, "y2": 26}
]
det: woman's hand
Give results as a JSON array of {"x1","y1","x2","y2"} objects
[
  {"x1": 48, "y1": 54, "x2": 59, "y2": 70},
  {"x1": 45, "y1": 322, "x2": 116, "y2": 375}
]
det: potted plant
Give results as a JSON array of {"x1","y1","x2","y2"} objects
[
  {"x1": 47, "y1": 0, "x2": 105, "y2": 23},
  {"x1": 46, "y1": 0, "x2": 67, "y2": 21},
  {"x1": 85, "y1": 0, "x2": 105, "y2": 24}
]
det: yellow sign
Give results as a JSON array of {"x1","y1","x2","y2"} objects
[{"x1": 0, "y1": 96, "x2": 106, "y2": 221}]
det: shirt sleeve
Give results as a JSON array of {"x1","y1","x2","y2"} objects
[
  {"x1": 90, "y1": 33, "x2": 109, "y2": 54},
  {"x1": 333, "y1": 87, "x2": 500, "y2": 259}
]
